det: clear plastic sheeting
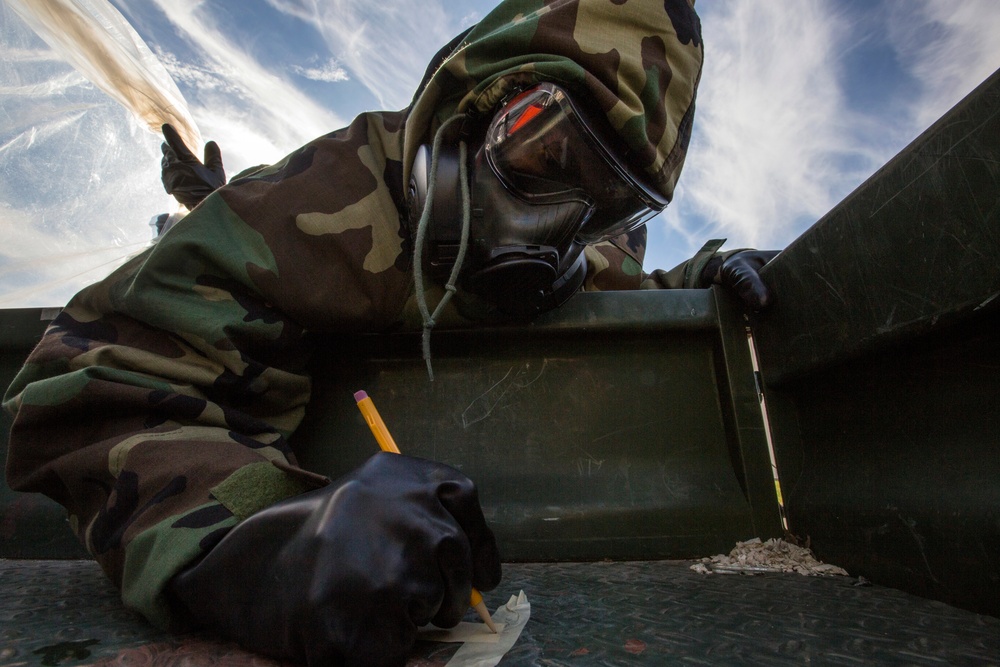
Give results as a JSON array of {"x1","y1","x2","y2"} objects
[
  {"x1": 0, "y1": 0, "x2": 178, "y2": 308},
  {"x1": 5, "y1": 0, "x2": 201, "y2": 150},
  {"x1": 0, "y1": 0, "x2": 488, "y2": 304}
]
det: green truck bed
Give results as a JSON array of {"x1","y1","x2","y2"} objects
[
  {"x1": 4, "y1": 559, "x2": 999, "y2": 665},
  {"x1": 2, "y1": 69, "x2": 998, "y2": 666}
]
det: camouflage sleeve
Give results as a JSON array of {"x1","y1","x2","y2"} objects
[
  {"x1": 5, "y1": 320, "x2": 305, "y2": 631},
  {"x1": 584, "y1": 233, "x2": 751, "y2": 291},
  {"x1": 3, "y1": 111, "x2": 412, "y2": 629},
  {"x1": 583, "y1": 231, "x2": 746, "y2": 292},
  {"x1": 640, "y1": 239, "x2": 748, "y2": 290},
  {"x1": 582, "y1": 226, "x2": 647, "y2": 291},
  {"x1": 2, "y1": 214, "x2": 320, "y2": 630}
]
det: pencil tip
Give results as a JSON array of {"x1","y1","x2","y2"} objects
[{"x1": 473, "y1": 599, "x2": 498, "y2": 633}]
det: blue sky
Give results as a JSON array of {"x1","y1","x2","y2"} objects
[{"x1": 1, "y1": 0, "x2": 999, "y2": 307}]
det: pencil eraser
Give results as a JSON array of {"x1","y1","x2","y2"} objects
[{"x1": 353, "y1": 390, "x2": 368, "y2": 402}]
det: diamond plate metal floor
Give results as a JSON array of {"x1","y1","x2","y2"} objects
[{"x1": 2, "y1": 559, "x2": 998, "y2": 666}]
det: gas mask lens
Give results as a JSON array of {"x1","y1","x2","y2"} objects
[{"x1": 485, "y1": 83, "x2": 666, "y2": 243}]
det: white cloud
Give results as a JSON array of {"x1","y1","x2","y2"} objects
[
  {"x1": 125, "y1": 0, "x2": 347, "y2": 171},
  {"x1": 292, "y1": 59, "x2": 350, "y2": 83},
  {"x1": 6, "y1": 0, "x2": 996, "y2": 304},
  {"x1": 155, "y1": 50, "x2": 245, "y2": 96},
  {"x1": 650, "y1": 0, "x2": 1000, "y2": 271},
  {"x1": 662, "y1": 0, "x2": 866, "y2": 258},
  {"x1": 263, "y1": 0, "x2": 465, "y2": 109},
  {"x1": 888, "y1": 0, "x2": 1000, "y2": 131}
]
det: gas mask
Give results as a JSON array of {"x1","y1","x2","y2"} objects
[{"x1": 408, "y1": 82, "x2": 667, "y2": 318}]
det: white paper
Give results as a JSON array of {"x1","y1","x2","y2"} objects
[
  {"x1": 439, "y1": 591, "x2": 530, "y2": 667},
  {"x1": 418, "y1": 622, "x2": 506, "y2": 644}
]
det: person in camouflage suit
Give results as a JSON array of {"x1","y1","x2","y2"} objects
[{"x1": 4, "y1": 1, "x2": 773, "y2": 664}]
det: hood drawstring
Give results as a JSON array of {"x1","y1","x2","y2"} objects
[{"x1": 413, "y1": 115, "x2": 472, "y2": 381}]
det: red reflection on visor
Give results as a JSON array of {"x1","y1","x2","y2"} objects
[{"x1": 508, "y1": 103, "x2": 544, "y2": 135}]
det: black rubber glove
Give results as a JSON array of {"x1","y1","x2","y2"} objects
[
  {"x1": 169, "y1": 453, "x2": 502, "y2": 667},
  {"x1": 702, "y1": 250, "x2": 779, "y2": 311},
  {"x1": 160, "y1": 123, "x2": 226, "y2": 209}
]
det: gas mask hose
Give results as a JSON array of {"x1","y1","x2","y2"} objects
[{"x1": 413, "y1": 114, "x2": 472, "y2": 381}]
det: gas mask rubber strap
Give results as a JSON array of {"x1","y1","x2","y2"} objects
[{"x1": 413, "y1": 114, "x2": 472, "y2": 381}]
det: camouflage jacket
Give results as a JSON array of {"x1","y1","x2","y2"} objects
[{"x1": 4, "y1": 0, "x2": 703, "y2": 628}]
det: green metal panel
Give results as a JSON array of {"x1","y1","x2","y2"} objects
[
  {"x1": 765, "y1": 314, "x2": 1000, "y2": 615},
  {"x1": 4, "y1": 559, "x2": 999, "y2": 665},
  {"x1": 2, "y1": 61, "x2": 999, "y2": 665},
  {"x1": 754, "y1": 69, "x2": 1000, "y2": 385},
  {"x1": 0, "y1": 308, "x2": 90, "y2": 558},
  {"x1": 752, "y1": 69, "x2": 1000, "y2": 616},
  {"x1": 1, "y1": 291, "x2": 782, "y2": 561},
  {"x1": 294, "y1": 289, "x2": 782, "y2": 560},
  {"x1": 712, "y1": 290, "x2": 785, "y2": 538}
]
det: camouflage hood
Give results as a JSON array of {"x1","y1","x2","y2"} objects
[{"x1": 403, "y1": 0, "x2": 703, "y2": 204}]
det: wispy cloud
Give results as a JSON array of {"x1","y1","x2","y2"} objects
[
  {"x1": 291, "y1": 59, "x2": 350, "y2": 83},
  {"x1": 5, "y1": 0, "x2": 997, "y2": 305},
  {"x1": 123, "y1": 0, "x2": 347, "y2": 170},
  {"x1": 653, "y1": 0, "x2": 1000, "y2": 271},
  {"x1": 888, "y1": 0, "x2": 1000, "y2": 130},
  {"x1": 263, "y1": 0, "x2": 469, "y2": 109},
  {"x1": 662, "y1": 0, "x2": 864, "y2": 257}
]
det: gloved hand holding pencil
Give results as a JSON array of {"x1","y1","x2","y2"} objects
[{"x1": 169, "y1": 452, "x2": 502, "y2": 667}]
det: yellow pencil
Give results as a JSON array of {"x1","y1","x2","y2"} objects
[{"x1": 354, "y1": 390, "x2": 498, "y2": 633}]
